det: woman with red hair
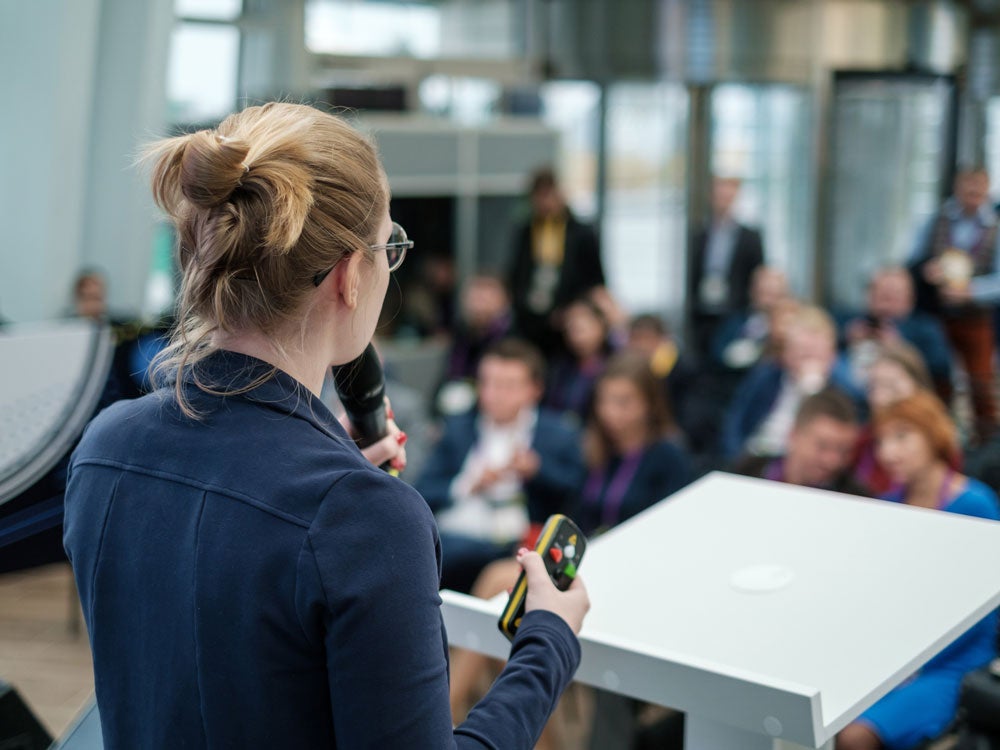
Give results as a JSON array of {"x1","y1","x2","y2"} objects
[{"x1": 838, "y1": 391, "x2": 1000, "y2": 750}]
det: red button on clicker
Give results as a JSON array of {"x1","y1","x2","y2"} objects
[{"x1": 549, "y1": 547, "x2": 563, "y2": 563}]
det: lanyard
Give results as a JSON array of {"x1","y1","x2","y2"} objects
[
  {"x1": 936, "y1": 468, "x2": 955, "y2": 510},
  {"x1": 584, "y1": 449, "x2": 645, "y2": 530}
]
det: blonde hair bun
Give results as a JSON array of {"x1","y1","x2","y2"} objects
[{"x1": 179, "y1": 131, "x2": 251, "y2": 209}]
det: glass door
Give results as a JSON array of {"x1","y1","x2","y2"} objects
[
  {"x1": 603, "y1": 82, "x2": 690, "y2": 324},
  {"x1": 824, "y1": 72, "x2": 956, "y2": 309},
  {"x1": 708, "y1": 84, "x2": 815, "y2": 299}
]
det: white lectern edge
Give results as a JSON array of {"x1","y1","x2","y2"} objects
[
  {"x1": 442, "y1": 583, "x2": 1000, "y2": 748},
  {"x1": 440, "y1": 589, "x2": 823, "y2": 746},
  {"x1": 819, "y1": 588, "x2": 1000, "y2": 743}
]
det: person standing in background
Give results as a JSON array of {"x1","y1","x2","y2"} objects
[
  {"x1": 687, "y1": 176, "x2": 765, "y2": 359},
  {"x1": 910, "y1": 167, "x2": 1000, "y2": 444},
  {"x1": 508, "y1": 167, "x2": 605, "y2": 356},
  {"x1": 72, "y1": 269, "x2": 109, "y2": 321}
]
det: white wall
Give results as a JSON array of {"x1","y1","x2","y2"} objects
[{"x1": 0, "y1": 0, "x2": 172, "y2": 323}]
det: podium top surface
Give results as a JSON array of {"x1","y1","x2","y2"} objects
[{"x1": 441, "y1": 472, "x2": 1000, "y2": 746}]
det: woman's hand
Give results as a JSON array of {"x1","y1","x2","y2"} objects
[
  {"x1": 517, "y1": 548, "x2": 590, "y2": 635},
  {"x1": 359, "y1": 418, "x2": 407, "y2": 473},
  {"x1": 339, "y1": 398, "x2": 407, "y2": 473}
]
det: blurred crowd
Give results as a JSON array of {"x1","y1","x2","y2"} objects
[
  {"x1": 40, "y1": 164, "x2": 1000, "y2": 750},
  {"x1": 398, "y1": 165, "x2": 1000, "y2": 750}
]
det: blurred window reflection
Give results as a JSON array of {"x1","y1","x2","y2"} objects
[
  {"x1": 167, "y1": 23, "x2": 240, "y2": 124},
  {"x1": 825, "y1": 76, "x2": 952, "y2": 309},
  {"x1": 305, "y1": 0, "x2": 518, "y2": 60},
  {"x1": 539, "y1": 81, "x2": 601, "y2": 220},
  {"x1": 604, "y1": 83, "x2": 689, "y2": 322},
  {"x1": 174, "y1": 0, "x2": 241, "y2": 22},
  {"x1": 987, "y1": 97, "x2": 1000, "y2": 200},
  {"x1": 711, "y1": 84, "x2": 814, "y2": 298},
  {"x1": 418, "y1": 76, "x2": 502, "y2": 125}
]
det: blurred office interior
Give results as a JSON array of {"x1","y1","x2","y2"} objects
[{"x1": 3, "y1": 0, "x2": 1000, "y2": 744}]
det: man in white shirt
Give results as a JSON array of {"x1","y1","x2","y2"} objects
[{"x1": 415, "y1": 339, "x2": 584, "y2": 593}]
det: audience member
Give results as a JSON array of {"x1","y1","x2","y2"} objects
[
  {"x1": 852, "y1": 342, "x2": 936, "y2": 495},
  {"x1": 577, "y1": 352, "x2": 691, "y2": 535},
  {"x1": 435, "y1": 274, "x2": 512, "y2": 416},
  {"x1": 626, "y1": 313, "x2": 707, "y2": 460},
  {"x1": 415, "y1": 338, "x2": 584, "y2": 593},
  {"x1": 721, "y1": 306, "x2": 860, "y2": 461},
  {"x1": 449, "y1": 353, "x2": 691, "y2": 747},
  {"x1": 837, "y1": 391, "x2": 999, "y2": 750},
  {"x1": 710, "y1": 265, "x2": 790, "y2": 373},
  {"x1": 910, "y1": 166, "x2": 1000, "y2": 443},
  {"x1": 70, "y1": 268, "x2": 147, "y2": 403},
  {"x1": 508, "y1": 167, "x2": 605, "y2": 354},
  {"x1": 588, "y1": 285, "x2": 630, "y2": 348},
  {"x1": 687, "y1": 176, "x2": 765, "y2": 357},
  {"x1": 72, "y1": 268, "x2": 109, "y2": 321},
  {"x1": 839, "y1": 266, "x2": 952, "y2": 393},
  {"x1": 735, "y1": 387, "x2": 868, "y2": 495},
  {"x1": 543, "y1": 295, "x2": 617, "y2": 426},
  {"x1": 395, "y1": 253, "x2": 457, "y2": 339}
]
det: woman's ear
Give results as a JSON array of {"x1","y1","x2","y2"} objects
[{"x1": 332, "y1": 252, "x2": 363, "y2": 310}]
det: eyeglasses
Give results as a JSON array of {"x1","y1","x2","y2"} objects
[{"x1": 313, "y1": 221, "x2": 413, "y2": 287}]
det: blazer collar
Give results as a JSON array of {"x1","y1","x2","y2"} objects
[
  {"x1": 943, "y1": 198, "x2": 997, "y2": 227},
  {"x1": 181, "y1": 349, "x2": 348, "y2": 441}
]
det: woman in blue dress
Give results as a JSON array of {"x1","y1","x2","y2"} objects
[{"x1": 838, "y1": 390, "x2": 1000, "y2": 750}]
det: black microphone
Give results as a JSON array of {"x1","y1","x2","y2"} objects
[{"x1": 331, "y1": 343, "x2": 387, "y2": 449}]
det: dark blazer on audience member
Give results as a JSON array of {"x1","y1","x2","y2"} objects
[
  {"x1": 720, "y1": 359, "x2": 863, "y2": 461},
  {"x1": 687, "y1": 224, "x2": 764, "y2": 317},
  {"x1": 576, "y1": 440, "x2": 691, "y2": 537},
  {"x1": 835, "y1": 310, "x2": 953, "y2": 383},
  {"x1": 733, "y1": 454, "x2": 872, "y2": 497},
  {"x1": 507, "y1": 213, "x2": 605, "y2": 350},
  {"x1": 414, "y1": 409, "x2": 585, "y2": 524}
]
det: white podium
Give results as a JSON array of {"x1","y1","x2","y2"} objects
[{"x1": 441, "y1": 472, "x2": 1000, "y2": 749}]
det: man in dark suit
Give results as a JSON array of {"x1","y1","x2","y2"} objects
[
  {"x1": 839, "y1": 266, "x2": 953, "y2": 394},
  {"x1": 687, "y1": 176, "x2": 765, "y2": 359},
  {"x1": 415, "y1": 339, "x2": 584, "y2": 593},
  {"x1": 508, "y1": 168, "x2": 605, "y2": 355}
]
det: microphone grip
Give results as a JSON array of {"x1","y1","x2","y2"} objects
[{"x1": 345, "y1": 403, "x2": 388, "y2": 450}]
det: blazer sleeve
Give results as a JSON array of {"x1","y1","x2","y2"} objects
[
  {"x1": 621, "y1": 442, "x2": 691, "y2": 524},
  {"x1": 687, "y1": 229, "x2": 706, "y2": 302},
  {"x1": 413, "y1": 416, "x2": 473, "y2": 514},
  {"x1": 732, "y1": 227, "x2": 764, "y2": 310},
  {"x1": 305, "y1": 470, "x2": 580, "y2": 749},
  {"x1": 526, "y1": 417, "x2": 586, "y2": 520},
  {"x1": 576, "y1": 222, "x2": 605, "y2": 290},
  {"x1": 709, "y1": 313, "x2": 747, "y2": 367},
  {"x1": 720, "y1": 365, "x2": 778, "y2": 461},
  {"x1": 900, "y1": 315, "x2": 953, "y2": 381},
  {"x1": 508, "y1": 224, "x2": 533, "y2": 305}
]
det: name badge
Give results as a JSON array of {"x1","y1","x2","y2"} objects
[{"x1": 700, "y1": 274, "x2": 729, "y2": 307}]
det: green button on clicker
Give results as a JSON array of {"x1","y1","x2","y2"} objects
[{"x1": 563, "y1": 562, "x2": 577, "y2": 578}]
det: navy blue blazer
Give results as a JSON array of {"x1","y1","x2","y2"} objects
[
  {"x1": 576, "y1": 440, "x2": 691, "y2": 536},
  {"x1": 63, "y1": 351, "x2": 580, "y2": 749},
  {"x1": 720, "y1": 359, "x2": 864, "y2": 461},
  {"x1": 414, "y1": 409, "x2": 584, "y2": 524},
  {"x1": 834, "y1": 310, "x2": 953, "y2": 383}
]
